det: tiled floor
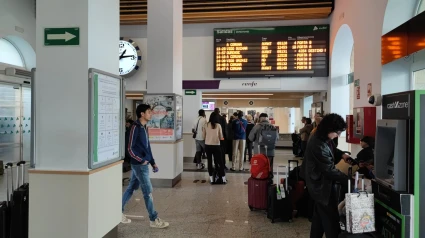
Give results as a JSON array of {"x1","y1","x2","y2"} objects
[{"x1": 119, "y1": 149, "x2": 311, "y2": 238}]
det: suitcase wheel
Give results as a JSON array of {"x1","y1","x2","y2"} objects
[{"x1": 248, "y1": 206, "x2": 253, "y2": 211}]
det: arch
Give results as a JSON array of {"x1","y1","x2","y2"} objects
[
  {"x1": 0, "y1": 35, "x2": 35, "y2": 70},
  {"x1": 331, "y1": 24, "x2": 354, "y2": 78}
]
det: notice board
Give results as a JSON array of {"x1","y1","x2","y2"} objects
[{"x1": 88, "y1": 68, "x2": 125, "y2": 169}]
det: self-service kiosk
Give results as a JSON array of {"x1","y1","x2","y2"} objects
[{"x1": 372, "y1": 90, "x2": 425, "y2": 238}]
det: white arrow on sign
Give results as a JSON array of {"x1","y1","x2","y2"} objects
[
  {"x1": 47, "y1": 32, "x2": 76, "y2": 42},
  {"x1": 186, "y1": 91, "x2": 195, "y2": 95}
]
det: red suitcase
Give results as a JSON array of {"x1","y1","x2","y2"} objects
[{"x1": 248, "y1": 177, "x2": 269, "y2": 210}]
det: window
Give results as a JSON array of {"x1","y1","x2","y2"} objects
[
  {"x1": 0, "y1": 38, "x2": 25, "y2": 67},
  {"x1": 413, "y1": 68, "x2": 425, "y2": 89}
]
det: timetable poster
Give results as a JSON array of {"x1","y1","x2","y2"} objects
[
  {"x1": 144, "y1": 95, "x2": 175, "y2": 141},
  {"x1": 214, "y1": 25, "x2": 329, "y2": 78},
  {"x1": 94, "y1": 73, "x2": 120, "y2": 164}
]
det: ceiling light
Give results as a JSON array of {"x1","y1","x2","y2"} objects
[{"x1": 202, "y1": 94, "x2": 273, "y2": 96}]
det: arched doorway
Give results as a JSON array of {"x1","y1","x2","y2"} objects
[{"x1": 330, "y1": 24, "x2": 354, "y2": 173}]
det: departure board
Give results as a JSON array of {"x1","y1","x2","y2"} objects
[{"x1": 214, "y1": 25, "x2": 329, "y2": 78}]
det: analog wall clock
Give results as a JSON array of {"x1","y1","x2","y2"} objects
[{"x1": 119, "y1": 37, "x2": 142, "y2": 77}]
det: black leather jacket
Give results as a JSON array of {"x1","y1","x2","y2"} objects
[{"x1": 301, "y1": 134, "x2": 349, "y2": 206}]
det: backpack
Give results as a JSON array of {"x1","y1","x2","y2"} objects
[
  {"x1": 250, "y1": 153, "x2": 270, "y2": 179},
  {"x1": 258, "y1": 124, "x2": 277, "y2": 149}
]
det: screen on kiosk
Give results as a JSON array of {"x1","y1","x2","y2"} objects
[{"x1": 202, "y1": 101, "x2": 215, "y2": 110}]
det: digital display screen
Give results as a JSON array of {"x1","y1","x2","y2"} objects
[
  {"x1": 214, "y1": 25, "x2": 330, "y2": 78},
  {"x1": 202, "y1": 101, "x2": 215, "y2": 111}
]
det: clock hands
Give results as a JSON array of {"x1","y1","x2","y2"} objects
[
  {"x1": 119, "y1": 49, "x2": 127, "y2": 59},
  {"x1": 121, "y1": 55, "x2": 135, "y2": 59}
]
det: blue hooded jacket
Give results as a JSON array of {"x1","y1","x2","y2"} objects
[
  {"x1": 127, "y1": 120, "x2": 156, "y2": 165},
  {"x1": 232, "y1": 118, "x2": 248, "y2": 140}
]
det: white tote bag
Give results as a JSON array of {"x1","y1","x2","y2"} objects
[{"x1": 345, "y1": 173, "x2": 375, "y2": 234}]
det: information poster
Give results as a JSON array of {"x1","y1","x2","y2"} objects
[
  {"x1": 175, "y1": 96, "x2": 183, "y2": 140},
  {"x1": 91, "y1": 71, "x2": 122, "y2": 167},
  {"x1": 144, "y1": 95, "x2": 175, "y2": 141}
]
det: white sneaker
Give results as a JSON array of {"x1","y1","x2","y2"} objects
[
  {"x1": 150, "y1": 218, "x2": 169, "y2": 229},
  {"x1": 121, "y1": 214, "x2": 131, "y2": 224}
]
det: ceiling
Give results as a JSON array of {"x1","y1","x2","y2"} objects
[{"x1": 120, "y1": 0, "x2": 334, "y2": 25}]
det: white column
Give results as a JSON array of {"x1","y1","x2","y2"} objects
[
  {"x1": 146, "y1": 0, "x2": 183, "y2": 187},
  {"x1": 183, "y1": 92, "x2": 202, "y2": 158},
  {"x1": 30, "y1": 0, "x2": 121, "y2": 237}
]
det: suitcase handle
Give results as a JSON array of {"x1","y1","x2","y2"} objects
[
  {"x1": 5, "y1": 164, "x2": 10, "y2": 203},
  {"x1": 17, "y1": 161, "x2": 26, "y2": 186},
  {"x1": 6, "y1": 162, "x2": 14, "y2": 191}
]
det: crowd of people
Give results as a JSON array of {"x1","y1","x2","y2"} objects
[
  {"x1": 121, "y1": 105, "x2": 375, "y2": 237},
  {"x1": 192, "y1": 109, "x2": 279, "y2": 182}
]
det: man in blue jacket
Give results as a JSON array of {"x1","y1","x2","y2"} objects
[
  {"x1": 121, "y1": 104, "x2": 169, "y2": 229},
  {"x1": 231, "y1": 110, "x2": 248, "y2": 171}
]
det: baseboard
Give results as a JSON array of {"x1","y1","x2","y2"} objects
[
  {"x1": 103, "y1": 225, "x2": 118, "y2": 238},
  {"x1": 151, "y1": 173, "x2": 181, "y2": 188}
]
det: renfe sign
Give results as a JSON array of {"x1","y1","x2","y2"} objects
[
  {"x1": 382, "y1": 91, "x2": 415, "y2": 120},
  {"x1": 219, "y1": 79, "x2": 281, "y2": 90}
]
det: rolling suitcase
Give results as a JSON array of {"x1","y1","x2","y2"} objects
[
  {"x1": 248, "y1": 177, "x2": 269, "y2": 210},
  {"x1": 248, "y1": 145, "x2": 271, "y2": 210},
  {"x1": 267, "y1": 165, "x2": 293, "y2": 223},
  {"x1": 0, "y1": 163, "x2": 14, "y2": 238},
  {"x1": 10, "y1": 161, "x2": 29, "y2": 238}
]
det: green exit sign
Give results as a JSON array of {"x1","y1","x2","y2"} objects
[
  {"x1": 44, "y1": 27, "x2": 80, "y2": 46},
  {"x1": 185, "y1": 90, "x2": 196, "y2": 95}
]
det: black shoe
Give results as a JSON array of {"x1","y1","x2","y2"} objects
[
  {"x1": 230, "y1": 168, "x2": 236, "y2": 172},
  {"x1": 224, "y1": 166, "x2": 229, "y2": 171}
]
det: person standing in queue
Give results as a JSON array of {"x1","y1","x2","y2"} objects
[
  {"x1": 226, "y1": 115, "x2": 235, "y2": 164},
  {"x1": 192, "y1": 109, "x2": 207, "y2": 169},
  {"x1": 302, "y1": 113, "x2": 351, "y2": 238},
  {"x1": 231, "y1": 111, "x2": 248, "y2": 171},
  {"x1": 214, "y1": 108, "x2": 228, "y2": 170},
  {"x1": 122, "y1": 104, "x2": 169, "y2": 229},
  {"x1": 244, "y1": 115, "x2": 255, "y2": 163},
  {"x1": 203, "y1": 111, "x2": 227, "y2": 184}
]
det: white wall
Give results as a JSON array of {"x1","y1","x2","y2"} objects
[
  {"x1": 0, "y1": 0, "x2": 36, "y2": 48},
  {"x1": 0, "y1": 0, "x2": 36, "y2": 71},
  {"x1": 382, "y1": 0, "x2": 419, "y2": 34},
  {"x1": 330, "y1": 75, "x2": 350, "y2": 136},
  {"x1": 381, "y1": 57, "x2": 412, "y2": 95}
]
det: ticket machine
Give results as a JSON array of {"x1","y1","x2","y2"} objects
[{"x1": 372, "y1": 90, "x2": 425, "y2": 238}]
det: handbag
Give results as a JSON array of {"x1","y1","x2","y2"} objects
[
  {"x1": 345, "y1": 172, "x2": 375, "y2": 234},
  {"x1": 193, "y1": 118, "x2": 201, "y2": 139}
]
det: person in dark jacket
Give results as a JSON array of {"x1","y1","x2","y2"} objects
[
  {"x1": 125, "y1": 119, "x2": 134, "y2": 161},
  {"x1": 355, "y1": 136, "x2": 375, "y2": 179},
  {"x1": 244, "y1": 115, "x2": 255, "y2": 162},
  {"x1": 299, "y1": 118, "x2": 313, "y2": 156},
  {"x1": 121, "y1": 104, "x2": 169, "y2": 228},
  {"x1": 214, "y1": 108, "x2": 229, "y2": 170},
  {"x1": 226, "y1": 115, "x2": 235, "y2": 162},
  {"x1": 302, "y1": 113, "x2": 351, "y2": 238},
  {"x1": 231, "y1": 111, "x2": 248, "y2": 171}
]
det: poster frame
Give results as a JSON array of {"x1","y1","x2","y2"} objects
[{"x1": 88, "y1": 68, "x2": 125, "y2": 169}]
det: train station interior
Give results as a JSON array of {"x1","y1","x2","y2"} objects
[{"x1": 1, "y1": 0, "x2": 425, "y2": 237}]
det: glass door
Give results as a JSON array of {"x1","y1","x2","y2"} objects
[{"x1": 0, "y1": 83, "x2": 22, "y2": 163}]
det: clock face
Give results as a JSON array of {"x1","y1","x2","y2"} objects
[{"x1": 119, "y1": 40, "x2": 140, "y2": 76}]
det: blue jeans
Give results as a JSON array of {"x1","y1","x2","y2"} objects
[{"x1": 122, "y1": 164, "x2": 158, "y2": 221}]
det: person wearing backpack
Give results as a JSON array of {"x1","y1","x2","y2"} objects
[
  {"x1": 231, "y1": 111, "x2": 248, "y2": 171},
  {"x1": 248, "y1": 113, "x2": 278, "y2": 172}
]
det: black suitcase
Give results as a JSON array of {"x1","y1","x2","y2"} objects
[
  {"x1": 0, "y1": 163, "x2": 14, "y2": 238},
  {"x1": 10, "y1": 161, "x2": 29, "y2": 238},
  {"x1": 267, "y1": 165, "x2": 293, "y2": 223}
]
